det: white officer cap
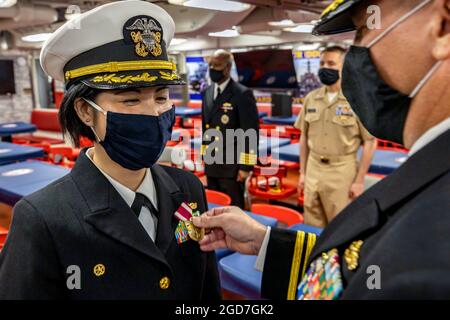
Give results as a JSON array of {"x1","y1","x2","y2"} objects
[{"x1": 40, "y1": 0, "x2": 183, "y2": 89}]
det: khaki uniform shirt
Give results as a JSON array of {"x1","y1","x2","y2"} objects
[{"x1": 294, "y1": 87, "x2": 373, "y2": 156}]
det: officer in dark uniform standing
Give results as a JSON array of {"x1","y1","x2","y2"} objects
[
  {"x1": 201, "y1": 49, "x2": 259, "y2": 209},
  {"x1": 194, "y1": 0, "x2": 450, "y2": 299},
  {"x1": 0, "y1": 0, "x2": 220, "y2": 299}
]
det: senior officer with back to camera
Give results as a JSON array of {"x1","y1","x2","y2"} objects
[
  {"x1": 193, "y1": 0, "x2": 450, "y2": 299},
  {"x1": 0, "y1": 0, "x2": 220, "y2": 299}
]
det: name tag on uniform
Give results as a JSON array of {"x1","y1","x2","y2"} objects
[
  {"x1": 220, "y1": 102, "x2": 233, "y2": 111},
  {"x1": 336, "y1": 105, "x2": 354, "y2": 117},
  {"x1": 307, "y1": 108, "x2": 317, "y2": 113}
]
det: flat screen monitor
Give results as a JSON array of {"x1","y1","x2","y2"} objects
[
  {"x1": 0, "y1": 60, "x2": 16, "y2": 95},
  {"x1": 234, "y1": 49, "x2": 298, "y2": 89}
]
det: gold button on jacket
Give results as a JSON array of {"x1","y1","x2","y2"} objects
[{"x1": 159, "y1": 276, "x2": 170, "y2": 290}]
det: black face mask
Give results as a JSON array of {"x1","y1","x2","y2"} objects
[
  {"x1": 342, "y1": 47, "x2": 410, "y2": 144},
  {"x1": 341, "y1": 0, "x2": 442, "y2": 145},
  {"x1": 318, "y1": 68, "x2": 340, "y2": 86},
  {"x1": 209, "y1": 68, "x2": 225, "y2": 83}
]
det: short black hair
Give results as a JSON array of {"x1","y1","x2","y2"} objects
[
  {"x1": 59, "y1": 82, "x2": 101, "y2": 147},
  {"x1": 321, "y1": 45, "x2": 347, "y2": 55}
]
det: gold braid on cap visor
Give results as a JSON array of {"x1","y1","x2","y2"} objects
[
  {"x1": 321, "y1": 0, "x2": 345, "y2": 17},
  {"x1": 64, "y1": 60, "x2": 177, "y2": 81}
]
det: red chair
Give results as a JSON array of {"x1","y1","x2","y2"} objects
[
  {"x1": 251, "y1": 204, "x2": 303, "y2": 227},
  {"x1": 266, "y1": 159, "x2": 299, "y2": 170},
  {"x1": 205, "y1": 189, "x2": 232, "y2": 206},
  {"x1": 31, "y1": 142, "x2": 52, "y2": 161},
  {"x1": 192, "y1": 170, "x2": 205, "y2": 178},
  {"x1": 0, "y1": 226, "x2": 8, "y2": 250},
  {"x1": 182, "y1": 116, "x2": 202, "y2": 128},
  {"x1": 48, "y1": 146, "x2": 76, "y2": 168},
  {"x1": 187, "y1": 101, "x2": 202, "y2": 108},
  {"x1": 259, "y1": 124, "x2": 277, "y2": 136},
  {"x1": 376, "y1": 139, "x2": 408, "y2": 152},
  {"x1": 284, "y1": 126, "x2": 301, "y2": 142},
  {"x1": 12, "y1": 109, "x2": 64, "y2": 145},
  {"x1": 166, "y1": 140, "x2": 181, "y2": 147},
  {"x1": 173, "y1": 116, "x2": 182, "y2": 128},
  {"x1": 260, "y1": 124, "x2": 299, "y2": 140},
  {"x1": 248, "y1": 166, "x2": 297, "y2": 200},
  {"x1": 298, "y1": 190, "x2": 304, "y2": 207},
  {"x1": 186, "y1": 128, "x2": 201, "y2": 138},
  {"x1": 79, "y1": 136, "x2": 94, "y2": 148},
  {"x1": 12, "y1": 136, "x2": 63, "y2": 145}
]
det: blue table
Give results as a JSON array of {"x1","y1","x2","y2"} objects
[
  {"x1": 361, "y1": 149, "x2": 408, "y2": 175},
  {"x1": 0, "y1": 161, "x2": 70, "y2": 206},
  {"x1": 272, "y1": 143, "x2": 408, "y2": 175},
  {"x1": 171, "y1": 129, "x2": 181, "y2": 141},
  {"x1": 258, "y1": 136, "x2": 290, "y2": 156},
  {"x1": 271, "y1": 143, "x2": 299, "y2": 162},
  {"x1": 191, "y1": 136, "x2": 291, "y2": 157},
  {"x1": 258, "y1": 112, "x2": 268, "y2": 119},
  {"x1": 218, "y1": 224, "x2": 322, "y2": 299},
  {"x1": 0, "y1": 142, "x2": 45, "y2": 165},
  {"x1": 208, "y1": 202, "x2": 277, "y2": 260},
  {"x1": 0, "y1": 122, "x2": 37, "y2": 142},
  {"x1": 175, "y1": 107, "x2": 202, "y2": 118},
  {"x1": 262, "y1": 116, "x2": 297, "y2": 126},
  {"x1": 190, "y1": 137, "x2": 202, "y2": 149}
]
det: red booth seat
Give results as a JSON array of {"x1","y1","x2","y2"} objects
[
  {"x1": 31, "y1": 109, "x2": 61, "y2": 132},
  {"x1": 13, "y1": 109, "x2": 64, "y2": 145},
  {"x1": 0, "y1": 226, "x2": 8, "y2": 250}
]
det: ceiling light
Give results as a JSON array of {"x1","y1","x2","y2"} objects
[
  {"x1": 284, "y1": 24, "x2": 315, "y2": 33},
  {"x1": 279, "y1": 44, "x2": 294, "y2": 50},
  {"x1": 21, "y1": 33, "x2": 52, "y2": 43},
  {"x1": 295, "y1": 43, "x2": 321, "y2": 51},
  {"x1": 0, "y1": 38, "x2": 8, "y2": 51},
  {"x1": 208, "y1": 28, "x2": 240, "y2": 38},
  {"x1": 170, "y1": 38, "x2": 187, "y2": 46},
  {"x1": 169, "y1": 0, "x2": 251, "y2": 12},
  {"x1": 0, "y1": 0, "x2": 17, "y2": 8},
  {"x1": 268, "y1": 19, "x2": 295, "y2": 27},
  {"x1": 230, "y1": 48, "x2": 248, "y2": 53}
]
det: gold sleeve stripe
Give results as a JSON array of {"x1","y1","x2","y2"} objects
[
  {"x1": 201, "y1": 145, "x2": 207, "y2": 156},
  {"x1": 239, "y1": 153, "x2": 257, "y2": 165},
  {"x1": 301, "y1": 233, "x2": 317, "y2": 276},
  {"x1": 65, "y1": 60, "x2": 177, "y2": 81},
  {"x1": 287, "y1": 231, "x2": 305, "y2": 300}
]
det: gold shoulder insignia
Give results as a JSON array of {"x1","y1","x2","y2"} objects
[{"x1": 344, "y1": 240, "x2": 364, "y2": 271}]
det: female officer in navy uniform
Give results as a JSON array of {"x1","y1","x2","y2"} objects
[{"x1": 0, "y1": 0, "x2": 220, "y2": 299}]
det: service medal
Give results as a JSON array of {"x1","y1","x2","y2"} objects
[
  {"x1": 221, "y1": 114, "x2": 229, "y2": 124},
  {"x1": 184, "y1": 219, "x2": 205, "y2": 242},
  {"x1": 174, "y1": 202, "x2": 205, "y2": 242}
]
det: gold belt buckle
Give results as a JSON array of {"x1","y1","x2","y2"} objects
[{"x1": 320, "y1": 156, "x2": 330, "y2": 164}]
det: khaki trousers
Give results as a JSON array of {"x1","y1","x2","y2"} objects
[{"x1": 303, "y1": 154, "x2": 357, "y2": 228}]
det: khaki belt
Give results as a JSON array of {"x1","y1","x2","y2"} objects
[{"x1": 309, "y1": 151, "x2": 356, "y2": 164}]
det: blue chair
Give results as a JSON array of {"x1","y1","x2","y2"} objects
[
  {"x1": 219, "y1": 254, "x2": 262, "y2": 299},
  {"x1": 218, "y1": 224, "x2": 323, "y2": 299}
]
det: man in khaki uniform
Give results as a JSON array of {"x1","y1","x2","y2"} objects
[{"x1": 295, "y1": 46, "x2": 377, "y2": 228}]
